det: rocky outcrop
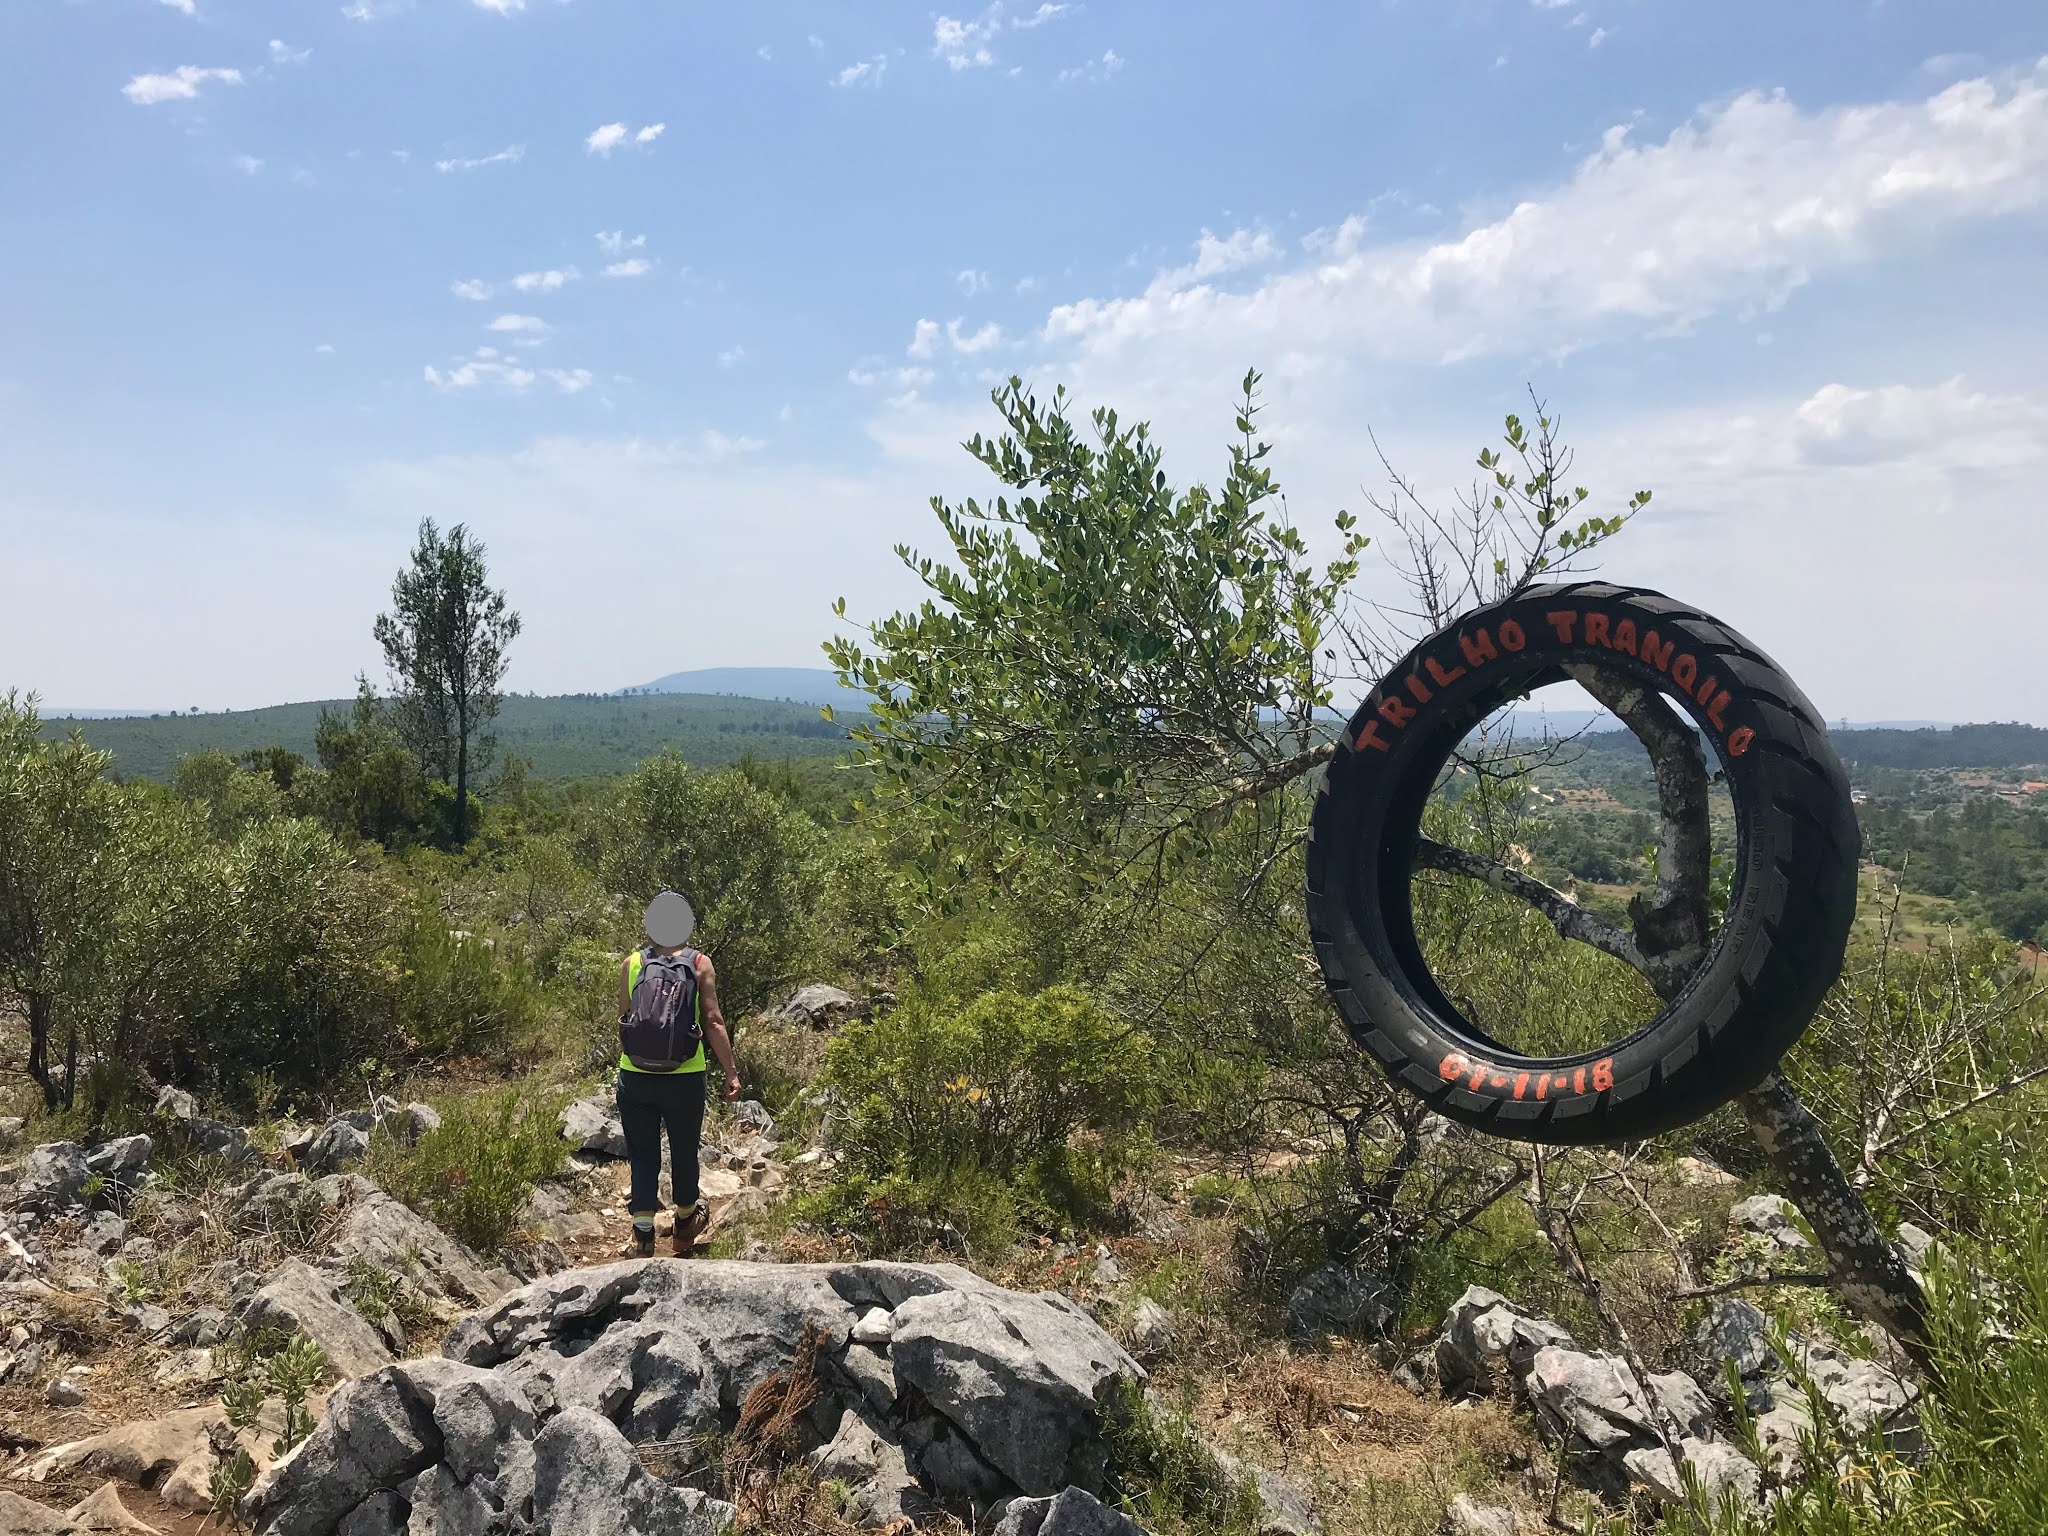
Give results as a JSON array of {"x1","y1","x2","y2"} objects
[
  {"x1": 560, "y1": 1095, "x2": 628, "y2": 1160},
  {"x1": 1285, "y1": 1262, "x2": 1395, "y2": 1339},
  {"x1": 765, "y1": 984, "x2": 865, "y2": 1029},
  {"x1": 234, "y1": 1259, "x2": 398, "y2": 1380},
  {"x1": 1434, "y1": 1286, "x2": 1575, "y2": 1395},
  {"x1": 16, "y1": 1145, "x2": 90, "y2": 1212}
]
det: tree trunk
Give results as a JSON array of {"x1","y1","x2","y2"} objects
[
  {"x1": 26, "y1": 991, "x2": 56, "y2": 1111},
  {"x1": 455, "y1": 704, "x2": 470, "y2": 847},
  {"x1": 1566, "y1": 665, "x2": 1930, "y2": 1354},
  {"x1": 61, "y1": 1026, "x2": 78, "y2": 1112}
]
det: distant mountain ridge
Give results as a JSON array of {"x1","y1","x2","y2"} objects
[{"x1": 625, "y1": 667, "x2": 848, "y2": 708}]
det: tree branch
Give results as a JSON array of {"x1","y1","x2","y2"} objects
[
  {"x1": 1872, "y1": 1061, "x2": 2048, "y2": 1159},
  {"x1": 1673, "y1": 1272, "x2": 1834, "y2": 1302},
  {"x1": 1414, "y1": 837, "x2": 1649, "y2": 976}
]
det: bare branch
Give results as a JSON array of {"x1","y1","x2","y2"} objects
[
  {"x1": 1872, "y1": 1062, "x2": 2048, "y2": 1159},
  {"x1": 1674, "y1": 1272, "x2": 1834, "y2": 1302},
  {"x1": 1414, "y1": 837, "x2": 1649, "y2": 977}
]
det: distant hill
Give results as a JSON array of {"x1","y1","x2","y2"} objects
[
  {"x1": 41, "y1": 691, "x2": 858, "y2": 783},
  {"x1": 626, "y1": 667, "x2": 850, "y2": 708}
]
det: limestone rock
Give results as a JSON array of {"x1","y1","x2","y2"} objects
[
  {"x1": 891, "y1": 1282, "x2": 1145, "y2": 1495},
  {"x1": 850, "y1": 1306, "x2": 894, "y2": 1346},
  {"x1": 152, "y1": 1087, "x2": 197, "y2": 1123},
  {"x1": 1622, "y1": 1437, "x2": 1761, "y2": 1508},
  {"x1": 729, "y1": 1100, "x2": 774, "y2": 1137},
  {"x1": 45, "y1": 1371, "x2": 87, "y2": 1407},
  {"x1": 83, "y1": 1138, "x2": 151, "y2": 1186},
  {"x1": 1523, "y1": 1348, "x2": 1656, "y2": 1453},
  {"x1": 992, "y1": 1486, "x2": 1148, "y2": 1536},
  {"x1": 560, "y1": 1096, "x2": 629, "y2": 1160},
  {"x1": 1728, "y1": 1194, "x2": 1812, "y2": 1253},
  {"x1": 61, "y1": 1483, "x2": 159, "y2": 1534},
  {"x1": 0, "y1": 1489, "x2": 81, "y2": 1535},
  {"x1": 1690, "y1": 1298, "x2": 1779, "y2": 1402},
  {"x1": 770, "y1": 984, "x2": 863, "y2": 1029},
  {"x1": 1286, "y1": 1263, "x2": 1394, "y2": 1339},
  {"x1": 234, "y1": 1258, "x2": 396, "y2": 1380},
  {"x1": 1672, "y1": 1157, "x2": 1738, "y2": 1188},
  {"x1": 302, "y1": 1117, "x2": 371, "y2": 1175},
  {"x1": 18, "y1": 1145, "x2": 90, "y2": 1211},
  {"x1": 1435, "y1": 1287, "x2": 1576, "y2": 1395},
  {"x1": 20, "y1": 1406, "x2": 222, "y2": 1488},
  {"x1": 324, "y1": 1185, "x2": 507, "y2": 1319},
  {"x1": 1127, "y1": 1299, "x2": 1175, "y2": 1365},
  {"x1": 1444, "y1": 1494, "x2": 1518, "y2": 1536},
  {"x1": 529, "y1": 1407, "x2": 736, "y2": 1536}
]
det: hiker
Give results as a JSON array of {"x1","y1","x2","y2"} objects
[{"x1": 618, "y1": 889, "x2": 740, "y2": 1257}]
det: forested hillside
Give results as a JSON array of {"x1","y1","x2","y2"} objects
[{"x1": 41, "y1": 689, "x2": 853, "y2": 783}]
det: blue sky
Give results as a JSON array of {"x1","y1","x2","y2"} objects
[{"x1": 5, "y1": 0, "x2": 2047, "y2": 720}]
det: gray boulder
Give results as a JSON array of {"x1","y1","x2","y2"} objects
[
  {"x1": 529, "y1": 1407, "x2": 735, "y2": 1536},
  {"x1": 18, "y1": 1144, "x2": 90, "y2": 1211},
  {"x1": 1444, "y1": 1495, "x2": 1518, "y2": 1536},
  {"x1": 84, "y1": 1136, "x2": 151, "y2": 1185},
  {"x1": 1728, "y1": 1194, "x2": 1812, "y2": 1253},
  {"x1": 993, "y1": 1487, "x2": 1148, "y2": 1536},
  {"x1": 560, "y1": 1096, "x2": 628, "y2": 1160},
  {"x1": 1285, "y1": 1262, "x2": 1395, "y2": 1339},
  {"x1": 771, "y1": 984, "x2": 864, "y2": 1029},
  {"x1": 807, "y1": 1406, "x2": 922, "y2": 1526},
  {"x1": 0, "y1": 1489, "x2": 81, "y2": 1535},
  {"x1": 186, "y1": 1115, "x2": 259, "y2": 1164},
  {"x1": 154, "y1": 1086, "x2": 198, "y2": 1123},
  {"x1": 374, "y1": 1101, "x2": 441, "y2": 1147},
  {"x1": 1690, "y1": 1297, "x2": 1780, "y2": 1402},
  {"x1": 324, "y1": 1185, "x2": 507, "y2": 1319},
  {"x1": 1205, "y1": 1444, "x2": 1321, "y2": 1536},
  {"x1": 729, "y1": 1099, "x2": 774, "y2": 1136},
  {"x1": 1523, "y1": 1348, "x2": 1657, "y2": 1453},
  {"x1": 1435, "y1": 1286, "x2": 1576, "y2": 1395},
  {"x1": 1622, "y1": 1436, "x2": 1762, "y2": 1508},
  {"x1": 303, "y1": 1117, "x2": 372, "y2": 1175},
  {"x1": 891, "y1": 1282, "x2": 1145, "y2": 1495},
  {"x1": 1127, "y1": 1299, "x2": 1176, "y2": 1364},
  {"x1": 234, "y1": 1259, "x2": 397, "y2": 1380},
  {"x1": 242, "y1": 1359, "x2": 520, "y2": 1536}
]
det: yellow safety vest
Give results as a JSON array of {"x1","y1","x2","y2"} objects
[{"x1": 619, "y1": 948, "x2": 707, "y2": 1074}]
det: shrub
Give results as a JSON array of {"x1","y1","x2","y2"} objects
[
  {"x1": 366, "y1": 1084, "x2": 568, "y2": 1253},
  {"x1": 588, "y1": 756, "x2": 824, "y2": 1013},
  {"x1": 822, "y1": 983, "x2": 1156, "y2": 1231},
  {"x1": 392, "y1": 900, "x2": 539, "y2": 1062}
]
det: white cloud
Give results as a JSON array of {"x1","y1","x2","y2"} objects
[
  {"x1": 435, "y1": 145, "x2": 523, "y2": 173},
  {"x1": 451, "y1": 279, "x2": 493, "y2": 301},
  {"x1": 934, "y1": 8, "x2": 1001, "y2": 70},
  {"x1": 717, "y1": 346, "x2": 747, "y2": 367},
  {"x1": 1056, "y1": 49, "x2": 1123, "y2": 85},
  {"x1": 122, "y1": 66, "x2": 242, "y2": 105},
  {"x1": 758, "y1": 44, "x2": 773, "y2": 61},
  {"x1": 1789, "y1": 379, "x2": 2048, "y2": 470},
  {"x1": 157, "y1": 0, "x2": 196, "y2": 12},
  {"x1": 956, "y1": 268, "x2": 991, "y2": 295},
  {"x1": 341, "y1": 0, "x2": 408, "y2": 19},
  {"x1": 1588, "y1": 27, "x2": 1608, "y2": 48},
  {"x1": 487, "y1": 314, "x2": 550, "y2": 334},
  {"x1": 807, "y1": 32, "x2": 824, "y2": 48},
  {"x1": 473, "y1": 0, "x2": 523, "y2": 12},
  {"x1": 834, "y1": 55, "x2": 888, "y2": 88},
  {"x1": 313, "y1": 343, "x2": 335, "y2": 354},
  {"x1": 946, "y1": 319, "x2": 1003, "y2": 353},
  {"x1": 604, "y1": 258, "x2": 654, "y2": 278},
  {"x1": 1013, "y1": 2, "x2": 1072, "y2": 27},
  {"x1": 423, "y1": 347, "x2": 592, "y2": 394},
  {"x1": 906, "y1": 319, "x2": 942, "y2": 359},
  {"x1": 512, "y1": 268, "x2": 579, "y2": 292},
  {"x1": 234, "y1": 154, "x2": 264, "y2": 176},
  {"x1": 268, "y1": 39, "x2": 312, "y2": 65},
  {"x1": 586, "y1": 122, "x2": 664, "y2": 156},
  {"x1": 596, "y1": 230, "x2": 646, "y2": 256},
  {"x1": 1042, "y1": 61, "x2": 2048, "y2": 367}
]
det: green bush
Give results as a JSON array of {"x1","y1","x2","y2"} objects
[
  {"x1": 393, "y1": 901, "x2": 538, "y2": 1062},
  {"x1": 822, "y1": 983, "x2": 1156, "y2": 1232},
  {"x1": 588, "y1": 756, "x2": 824, "y2": 1013},
  {"x1": 366, "y1": 1084, "x2": 568, "y2": 1253}
]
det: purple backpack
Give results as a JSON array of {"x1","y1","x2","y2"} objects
[{"x1": 621, "y1": 948, "x2": 702, "y2": 1071}]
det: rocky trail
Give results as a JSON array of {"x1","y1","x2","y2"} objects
[{"x1": 0, "y1": 992, "x2": 1936, "y2": 1536}]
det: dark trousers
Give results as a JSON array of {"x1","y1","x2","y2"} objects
[{"x1": 617, "y1": 1067, "x2": 706, "y2": 1215}]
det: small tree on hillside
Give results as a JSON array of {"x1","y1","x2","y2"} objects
[{"x1": 374, "y1": 519, "x2": 521, "y2": 847}]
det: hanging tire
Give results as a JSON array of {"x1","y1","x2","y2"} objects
[{"x1": 1304, "y1": 582, "x2": 1859, "y2": 1145}]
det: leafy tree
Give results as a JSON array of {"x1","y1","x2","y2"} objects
[
  {"x1": 314, "y1": 679, "x2": 429, "y2": 847},
  {"x1": 0, "y1": 693, "x2": 127, "y2": 1107},
  {"x1": 588, "y1": 755, "x2": 823, "y2": 1012},
  {"x1": 374, "y1": 518, "x2": 521, "y2": 847}
]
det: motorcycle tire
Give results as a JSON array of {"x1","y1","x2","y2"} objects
[{"x1": 1304, "y1": 581, "x2": 1859, "y2": 1145}]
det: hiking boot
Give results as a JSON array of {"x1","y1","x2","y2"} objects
[
  {"x1": 671, "y1": 1200, "x2": 709, "y2": 1256},
  {"x1": 630, "y1": 1225, "x2": 656, "y2": 1259}
]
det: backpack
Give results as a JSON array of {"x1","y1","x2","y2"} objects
[{"x1": 620, "y1": 948, "x2": 703, "y2": 1072}]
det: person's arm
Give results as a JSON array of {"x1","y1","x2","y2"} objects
[
  {"x1": 618, "y1": 954, "x2": 634, "y2": 1019},
  {"x1": 697, "y1": 953, "x2": 740, "y2": 1101}
]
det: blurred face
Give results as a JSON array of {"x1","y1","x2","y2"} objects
[{"x1": 643, "y1": 890, "x2": 695, "y2": 949}]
